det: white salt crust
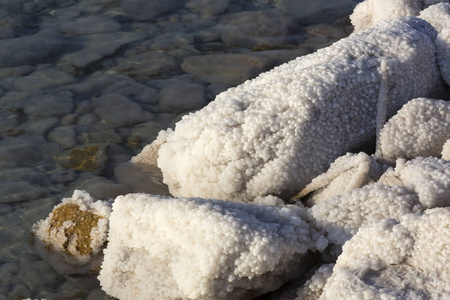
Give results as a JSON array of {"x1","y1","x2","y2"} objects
[
  {"x1": 320, "y1": 208, "x2": 450, "y2": 299},
  {"x1": 134, "y1": 17, "x2": 443, "y2": 202},
  {"x1": 350, "y1": 0, "x2": 449, "y2": 32},
  {"x1": 379, "y1": 98, "x2": 450, "y2": 161},
  {"x1": 98, "y1": 193, "x2": 327, "y2": 300}
]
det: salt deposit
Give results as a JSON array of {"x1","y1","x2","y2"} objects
[{"x1": 2, "y1": 0, "x2": 450, "y2": 299}]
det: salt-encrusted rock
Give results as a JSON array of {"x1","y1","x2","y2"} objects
[
  {"x1": 13, "y1": 69, "x2": 77, "y2": 91},
  {"x1": 378, "y1": 157, "x2": 450, "y2": 209},
  {"x1": 220, "y1": 10, "x2": 299, "y2": 48},
  {"x1": 294, "y1": 263, "x2": 335, "y2": 300},
  {"x1": 121, "y1": 0, "x2": 186, "y2": 21},
  {"x1": 294, "y1": 152, "x2": 387, "y2": 206},
  {"x1": 309, "y1": 183, "x2": 421, "y2": 257},
  {"x1": 0, "y1": 29, "x2": 65, "y2": 68},
  {"x1": 92, "y1": 94, "x2": 153, "y2": 127},
  {"x1": 378, "y1": 98, "x2": 450, "y2": 161},
  {"x1": 59, "y1": 16, "x2": 121, "y2": 36},
  {"x1": 98, "y1": 194, "x2": 327, "y2": 300},
  {"x1": 419, "y1": 3, "x2": 450, "y2": 85},
  {"x1": 32, "y1": 190, "x2": 111, "y2": 274},
  {"x1": 320, "y1": 208, "x2": 450, "y2": 299},
  {"x1": 185, "y1": 0, "x2": 229, "y2": 15},
  {"x1": 159, "y1": 83, "x2": 207, "y2": 113},
  {"x1": 442, "y1": 139, "x2": 450, "y2": 159},
  {"x1": 350, "y1": 0, "x2": 449, "y2": 32},
  {"x1": 181, "y1": 53, "x2": 274, "y2": 85},
  {"x1": 135, "y1": 17, "x2": 443, "y2": 202}
]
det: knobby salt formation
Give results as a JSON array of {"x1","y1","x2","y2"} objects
[
  {"x1": 98, "y1": 194, "x2": 327, "y2": 300},
  {"x1": 134, "y1": 17, "x2": 444, "y2": 202}
]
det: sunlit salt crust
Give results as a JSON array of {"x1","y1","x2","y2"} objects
[
  {"x1": 98, "y1": 193, "x2": 327, "y2": 300},
  {"x1": 134, "y1": 17, "x2": 444, "y2": 202},
  {"x1": 320, "y1": 208, "x2": 450, "y2": 299},
  {"x1": 379, "y1": 157, "x2": 450, "y2": 209},
  {"x1": 350, "y1": 0, "x2": 449, "y2": 32},
  {"x1": 295, "y1": 152, "x2": 387, "y2": 206},
  {"x1": 379, "y1": 98, "x2": 450, "y2": 161},
  {"x1": 31, "y1": 190, "x2": 111, "y2": 274}
]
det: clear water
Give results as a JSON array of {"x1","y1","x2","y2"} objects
[{"x1": 0, "y1": 0, "x2": 361, "y2": 298}]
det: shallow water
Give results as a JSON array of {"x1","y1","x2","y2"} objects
[{"x1": 0, "y1": 0, "x2": 361, "y2": 298}]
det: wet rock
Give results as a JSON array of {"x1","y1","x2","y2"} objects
[
  {"x1": 220, "y1": 10, "x2": 299, "y2": 48},
  {"x1": 77, "y1": 128, "x2": 123, "y2": 144},
  {"x1": 71, "y1": 174, "x2": 130, "y2": 200},
  {"x1": 114, "y1": 162, "x2": 171, "y2": 195},
  {"x1": 276, "y1": 0, "x2": 359, "y2": 24},
  {"x1": 0, "y1": 30, "x2": 65, "y2": 68},
  {"x1": 75, "y1": 100, "x2": 94, "y2": 114},
  {"x1": 77, "y1": 113, "x2": 99, "y2": 126},
  {"x1": 0, "y1": 167, "x2": 51, "y2": 186},
  {"x1": 54, "y1": 144, "x2": 109, "y2": 173},
  {"x1": 159, "y1": 83, "x2": 207, "y2": 113},
  {"x1": 108, "y1": 52, "x2": 181, "y2": 81},
  {"x1": 121, "y1": 0, "x2": 187, "y2": 21},
  {"x1": 22, "y1": 92, "x2": 74, "y2": 118},
  {"x1": 16, "y1": 116, "x2": 59, "y2": 136},
  {"x1": 185, "y1": 0, "x2": 230, "y2": 15},
  {"x1": 0, "y1": 181, "x2": 49, "y2": 203},
  {"x1": 181, "y1": 53, "x2": 273, "y2": 85},
  {"x1": 67, "y1": 73, "x2": 118, "y2": 96},
  {"x1": 128, "y1": 121, "x2": 166, "y2": 147},
  {"x1": 102, "y1": 80, "x2": 159, "y2": 104},
  {"x1": 0, "y1": 66, "x2": 35, "y2": 80},
  {"x1": 48, "y1": 125, "x2": 77, "y2": 149},
  {"x1": 61, "y1": 31, "x2": 148, "y2": 69},
  {"x1": 59, "y1": 16, "x2": 121, "y2": 36},
  {"x1": 0, "y1": 136, "x2": 61, "y2": 167},
  {"x1": 0, "y1": 108, "x2": 19, "y2": 137},
  {"x1": 93, "y1": 94, "x2": 154, "y2": 127},
  {"x1": 13, "y1": 69, "x2": 77, "y2": 91}
]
